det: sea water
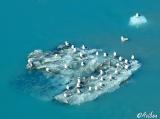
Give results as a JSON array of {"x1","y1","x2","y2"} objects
[{"x1": 0, "y1": 0, "x2": 160, "y2": 119}]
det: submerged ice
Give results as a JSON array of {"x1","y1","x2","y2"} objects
[
  {"x1": 21, "y1": 41, "x2": 141, "y2": 105},
  {"x1": 129, "y1": 13, "x2": 147, "y2": 27}
]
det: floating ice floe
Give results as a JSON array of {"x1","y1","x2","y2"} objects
[
  {"x1": 129, "y1": 13, "x2": 147, "y2": 27},
  {"x1": 23, "y1": 41, "x2": 141, "y2": 105}
]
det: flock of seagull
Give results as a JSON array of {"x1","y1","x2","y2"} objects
[{"x1": 25, "y1": 13, "x2": 145, "y2": 104}]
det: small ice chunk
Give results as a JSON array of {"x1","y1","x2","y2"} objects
[{"x1": 129, "y1": 13, "x2": 147, "y2": 27}]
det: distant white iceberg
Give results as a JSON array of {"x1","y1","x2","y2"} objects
[{"x1": 129, "y1": 13, "x2": 147, "y2": 27}]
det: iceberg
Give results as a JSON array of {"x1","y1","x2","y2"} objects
[
  {"x1": 129, "y1": 13, "x2": 147, "y2": 27},
  {"x1": 23, "y1": 41, "x2": 141, "y2": 105}
]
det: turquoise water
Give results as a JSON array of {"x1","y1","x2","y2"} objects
[{"x1": 0, "y1": 0, "x2": 160, "y2": 119}]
